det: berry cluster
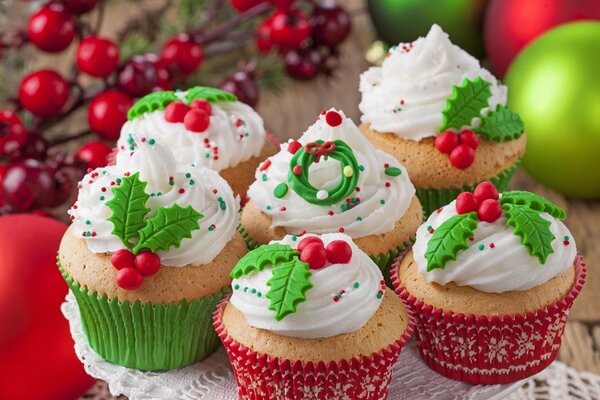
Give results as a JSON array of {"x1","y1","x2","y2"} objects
[
  {"x1": 164, "y1": 99, "x2": 213, "y2": 133},
  {"x1": 455, "y1": 181, "x2": 502, "y2": 223},
  {"x1": 297, "y1": 236, "x2": 352, "y2": 270},
  {"x1": 434, "y1": 129, "x2": 479, "y2": 169},
  {"x1": 111, "y1": 249, "x2": 161, "y2": 290}
]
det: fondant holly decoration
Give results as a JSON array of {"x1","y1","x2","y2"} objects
[
  {"x1": 440, "y1": 77, "x2": 492, "y2": 132},
  {"x1": 230, "y1": 243, "x2": 300, "y2": 278},
  {"x1": 425, "y1": 212, "x2": 478, "y2": 271},
  {"x1": 266, "y1": 258, "x2": 313, "y2": 321},
  {"x1": 475, "y1": 105, "x2": 525, "y2": 142},
  {"x1": 106, "y1": 172, "x2": 203, "y2": 290}
]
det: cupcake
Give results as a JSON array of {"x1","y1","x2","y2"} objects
[
  {"x1": 214, "y1": 233, "x2": 414, "y2": 399},
  {"x1": 359, "y1": 24, "x2": 526, "y2": 216},
  {"x1": 242, "y1": 108, "x2": 423, "y2": 283},
  {"x1": 118, "y1": 86, "x2": 277, "y2": 197},
  {"x1": 391, "y1": 182, "x2": 586, "y2": 384},
  {"x1": 58, "y1": 134, "x2": 247, "y2": 370}
]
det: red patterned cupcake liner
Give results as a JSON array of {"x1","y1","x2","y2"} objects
[
  {"x1": 213, "y1": 295, "x2": 414, "y2": 399},
  {"x1": 390, "y1": 254, "x2": 586, "y2": 384}
]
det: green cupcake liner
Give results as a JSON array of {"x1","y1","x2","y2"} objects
[
  {"x1": 58, "y1": 261, "x2": 228, "y2": 371},
  {"x1": 239, "y1": 224, "x2": 260, "y2": 250},
  {"x1": 416, "y1": 159, "x2": 521, "y2": 217}
]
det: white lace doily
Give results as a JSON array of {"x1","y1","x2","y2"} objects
[{"x1": 62, "y1": 291, "x2": 600, "y2": 400}]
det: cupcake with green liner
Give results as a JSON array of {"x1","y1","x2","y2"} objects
[
  {"x1": 241, "y1": 108, "x2": 423, "y2": 283},
  {"x1": 118, "y1": 86, "x2": 278, "y2": 197},
  {"x1": 359, "y1": 24, "x2": 526, "y2": 216},
  {"x1": 214, "y1": 233, "x2": 414, "y2": 399},
  {"x1": 391, "y1": 182, "x2": 586, "y2": 384},
  {"x1": 58, "y1": 133, "x2": 247, "y2": 371}
]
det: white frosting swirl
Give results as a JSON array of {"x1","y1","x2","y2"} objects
[
  {"x1": 118, "y1": 91, "x2": 266, "y2": 171},
  {"x1": 68, "y1": 134, "x2": 240, "y2": 267},
  {"x1": 247, "y1": 108, "x2": 416, "y2": 238},
  {"x1": 413, "y1": 199, "x2": 576, "y2": 293},
  {"x1": 359, "y1": 24, "x2": 507, "y2": 141},
  {"x1": 230, "y1": 233, "x2": 385, "y2": 339}
]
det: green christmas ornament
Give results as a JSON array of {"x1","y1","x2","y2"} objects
[{"x1": 505, "y1": 22, "x2": 600, "y2": 199}]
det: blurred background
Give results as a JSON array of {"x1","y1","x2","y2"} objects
[{"x1": 0, "y1": 0, "x2": 598, "y2": 399}]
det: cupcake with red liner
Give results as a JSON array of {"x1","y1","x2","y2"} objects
[
  {"x1": 214, "y1": 232, "x2": 414, "y2": 399},
  {"x1": 391, "y1": 182, "x2": 586, "y2": 384},
  {"x1": 359, "y1": 24, "x2": 526, "y2": 216},
  {"x1": 118, "y1": 86, "x2": 277, "y2": 197}
]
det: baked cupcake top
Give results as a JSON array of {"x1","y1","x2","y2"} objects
[
  {"x1": 359, "y1": 24, "x2": 516, "y2": 142},
  {"x1": 118, "y1": 86, "x2": 266, "y2": 171},
  {"x1": 230, "y1": 233, "x2": 387, "y2": 339},
  {"x1": 69, "y1": 133, "x2": 240, "y2": 269},
  {"x1": 247, "y1": 108, "x2": 415, "y2": 238},
  {"x1": 412, "y1": 182, "x2": 576, "y2": 293}
]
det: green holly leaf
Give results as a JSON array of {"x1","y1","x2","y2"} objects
[
  {"x1": 475, "y1": 105, "x2": 525, "y2": 142},
  {"x1": 440, "y1": 77, "x2": 492, "y2": 132},
  {"x1": 266, "y1": 258, "x2": 313, "y2": 321},
  {"x1": 185, "y1": 86, "x2": 237, "y2": 104},
  {"x1": 503, "y1": 203, "x2": 555, "y2": 264},
  {"x1": 425, "y1": 212, "x2": 478, "y2": 271},
  {"x1": 106, "y1": 173, "x2": 151, "y2": 249},
  {"x1": 127, "y1": 91, "x2": 179, "y2": 120},
  {"x1": 133, "y1": 204, "x2": 203, "y2": 253},
  {"x1": 500, "y1": 191, "x2": 565, "y2": 219},
  {"x1": 231, "y1": 243, "x2": 300, "y2": 279}
]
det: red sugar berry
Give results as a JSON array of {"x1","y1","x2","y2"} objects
[
  {"x1": 434, "y1": 131, "x2": 459, "y2": 154},
  {"x1": 459, "y1": 129, "x2": 479, "y2": 149},
  {"x1": 189, "y1": 99, "x2": 212, "y2": 115},
  {"x1": 297, "y1": 236, "x2": 324, "y2": 252},
  {"x1": 164, "y1": 101, "x2": 190, "y2": 123},
  {"x1": 325, "y1": 110, "x2": 342, "y2": 127},
  {"x1": 184, "y1": 109, "x2": 210, "y2": 132},
  {"x1": 134, "y1": 251, "x2": 161, "y2": 276},
  {"x1": 111, "y1": 249, "x2": 135, "y2": 270},
  {"x1": 473, "y1": 181, "x2": 499, "y2": 203},
  {"x1": 325, "y1": 240, "x2": 352, "y2": 264},
  {"x1": 287, "y1": 140, "x2": 302, "y2": 154},
  {"x1": 116, "y1": 267, "x2": 143, "y2": 290},
  {"x1": 455, "y1": 192, "x2": 479, "y2": 215},
  {"x1": 449, "y1": 144, "x2": 475, "y2": 169},
  {"x1": 477, "y1": 199, "x2": 502, "y2": 223},
  {"x1": 300, "y1": 242, "x2": 327, "y2": 270}
]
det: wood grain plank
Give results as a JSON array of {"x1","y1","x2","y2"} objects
[{"x1": 559, "y1": 321, "x2": 600, "y2": 373}]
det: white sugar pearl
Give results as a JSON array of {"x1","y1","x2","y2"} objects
[{"x1": 317, "y1": 190, "x2": 329, "y2": 200}]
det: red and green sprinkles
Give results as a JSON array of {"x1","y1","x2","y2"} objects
[{"x1": 274, "y1": 183, "x2": 289, "y2": 199}]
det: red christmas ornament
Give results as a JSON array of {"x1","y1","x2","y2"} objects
[
  {"x1": 190, "y1": 99, "x2": 213, "y2": 115},
  {"x1": 134, "y1": 251, "x2": 161, "y2": 276},
  {"x1": 0, "y1": 111, "x2": 28, "y2": 157},
  {"x1": 88, "y1": 90, "x2": 133, "y2": 140},
  {"x1": 284, "y1": 47, "x2": 323, "y2": 80},
  {"x1": 297, "y1": 236, "x2": 323, "y2": 252},
  {"x1": 184, "y1": 109, "x2": 210, "y2": 132},
  {"x1": 455, "y1": 192, "x2": 479, "y2": 215},
  {"x1": 76, "y1": 141, "x2": 112, "y2": 169},
  {"x1": 449, "y1": 144, "x2": 475, "y2": 169},
  {"x1": 477, "y1": 199, "x2": 503, "y2": 223},
  {"x1": 267, "y1": 9, "x2": 311, "y2": 49},
  {"x1": 62, "y1": 0, "x2": 100, "y2": 15},
  {"x1": 434, "y1": 131, "x2": 459, "y2": 154},
  {"x1": 76, "y1": 36, "x2": 120, "y2": 77},
  {"x1": 325, "y1": 240, "x2": 352, "y2": 264},
  {"x1": 161, "y1": 35, "x2": 204, "y2": 75},
  {"x1": 164, "y1": 101, "x2": 190, "y2": 123},
  {"x1": 484, "y1": 0, "x2": 600, "y2": 77},
  {"x1": 111, "y1": 249, "x2": 135, "y2": 270},
  {"x1": 310, "y1": 2, "x2": 351, "y2": 47},
  {"x1": 300, "y1": 242, "x2": 327, "y2": 270},
  {"x1": 116, "y1": 267, "x2": 144, "y2": 290},
  {"x1": 459, "y1": 129, "x2": 479, "y2": 149},
  {"x1": 0, "y1": 215, "x2": 94, "y2": 399},
  {"x1": 117, "y1": 57, "x2": 158, "y2": 97},
  {"x1": 325, "y1": 110, "x2": 342, "y2": 127},
  {"x1": 287, "y1": 140, "x2": 302, "y2": 154},
  {"x1": 230, "y1": 0, "x2": 264, "y2": 12},
  {"x1": 19, "y1": 69, "x2": 69, "y2": 118},
  {"x1": 27, "y1": 4, "x2": 76, "y2": 53},
  {"x1": 473, "y1": 181, "x2": 499, "y2": 203}
]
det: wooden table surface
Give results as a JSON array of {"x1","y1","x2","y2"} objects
[{"x1": 80, "y1": 1, "x2": 599, "y2": 398}]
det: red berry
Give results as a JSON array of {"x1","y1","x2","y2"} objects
[
  {"x1": 287, "y1": 140, "x2": 302, "y2": 154},
  {"x1": 325, "y1": 110, "x2": 342, "y2": 127},
  {"x1": 76, "y1": 141, "x2": 112, "y2": 169},
  {"x1": 62, "y1": 0, "x2": 100, "y2": 15},
  {"x1": 310, "y1": 2, "x2": 351, "y2": 47},
  {"x1": 449, "y1": 144, "x2": 475, "y2": 169},
  {"x1": 19, "y1": 70, "x2": 69, "y2": 118},
  {"x1": 111, "y1": 249, "x2": 135, "y2": 270},
  {"x1": 477, "y1": 199, "x2": 502, "y2": 223},
  {"x1": 189, "y1": 99, "x2": 212, "y2": 115},
  {"x1": 161, "y1": 35, "x2": 204, "y2": 75},
  {"x1": 88, "y1": 90, "x2": 133, "y2": 140},
  {"x1": 0, "y1": 111, "x2": 28, "y2": 157},
  {"x1": 134, "y1": 251, "x2": 161, "y2": 276},
  {"x1": 27, "y1": 4, "x2": 75, "y2": 53},
  {"x1": 269, "y1": 0, "x2": 295, "y2": 9},
  {"x1": 473, "y1": 181, "x2": 499, "y2": 203},
  {"x1": 116, "y1": 267, "x2": 143, "y2": 290},
  {"x1": 268, "y1": 9, "x2": 311, "y2": 49},
  {"x1": 325, "y1": 240, "x2": 352, "y2": 264},
  {"x1": 300, "y1": 242, "x2": 327, "y2": 270},
  {"x1": 164, "y1": 101, "x2": 190, "y2": 123},
  {"x1": 184, "y1": 109, "x2": 210, "y2": 132},
  {"x1": 1, "y1": 160, "x2": 55, "y2": 212},
  {"x1": 434, "y1": 131, "x2": 459, "y2": 154},
  {"x1": 284, "y1": 47, "x2": 323, "y2": 80},
  {"x1": 256, "y1": 22, "x2": 274, "y2": 53},
  {"x1": 230, "y1": 0, "x2": 264, "y2": 12},
  {"x1": 117, "y1": 57, "x2": 157, "y2": 97},
  {"x1": 455, "y1": 192, "x2": 479, "y2": 215},
  {"x1": 219, "y1": 69, "x2": 259, "y2": 107},
  {"x1": 297, "y1": 236, "x2": 323, "y2": 252},
  {"x1": 76, "y1": 36, "x2": 120, "y2": 78},
  {"x1": 459, "y1": 129, "x2": 479, "y2": 149}
]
